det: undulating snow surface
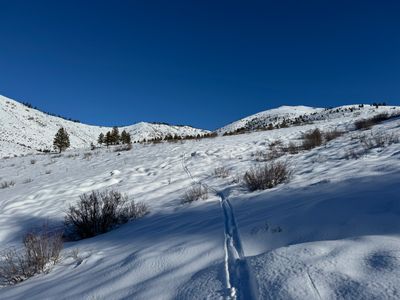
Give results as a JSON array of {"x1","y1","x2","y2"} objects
[
  {"x1": 0, "y1": 98, "x2": 400, "y2": 299},
  {"x1": 0, "y1": 95, "x2": 209, "y2": 158}
]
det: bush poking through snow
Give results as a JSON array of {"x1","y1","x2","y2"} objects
[
  {"x1": 83, "y1": 152, "x2": 92, "y2": 160},
  {"x1": 354, "y1": 113, "x2": 390, "y2": 130},
  {"x1": 302, "y1": 129, "x2": 323, "y2": 150},
  {"x1": 287, "y1": 142, "x2": 300, "y2": 154},
  {"x1": 0, "y1": 180, "x2": 15, "y2": 189},
  {"x1": 324, "y1": 130, "x2": 344, "y2": 142},
  {"x1": 113, "y1": 144, "x2": 133, "y2": 152},
  {"x1": 0, "y1": 226, "x2": 63, "y2": 286},
  {"x1": 65, "y1": 190, "x2": 149, "y2": 239},
  {"x1": 244, "y1": 162, "x2": 291, "y2": 191},
  {"x1": 359, "y1": 133, "x2": 399, "y2": 150},
  {"x1": 182, "y1": 184, "x2": 208, "y2": 204},
  {"x1": 214, "y1": 167, "x2": 230, "y2": 178}
]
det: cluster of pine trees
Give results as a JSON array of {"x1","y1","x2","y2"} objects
[{"x1": 98, "y1": 127, "x2": 132, "y2": 147}]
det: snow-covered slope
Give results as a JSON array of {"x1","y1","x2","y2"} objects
[
  {"x1": 218, "y1": 105, "x2": 321, "y2": 134},
  {"x1": 0, "y1": 95, "x2": 209, "y2": 158},
  {"x1": 217, "y1": 104, "x2": 399, "y2": 135},
  {"x1": 1, "y1": 105, "x2": 400, "y2": 299}
]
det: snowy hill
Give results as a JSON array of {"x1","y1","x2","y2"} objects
[
  {"x1": 0, "y1": 95, "x2": 209, "y2": 158},
  {"x1": 1, "y1": 95, "x2": 400, "y2": 299},
  {"x1": 218, "y1": 105, "x2": 321, "y2": 134},
  {"x1": 217, "y1": 104, "x2": 399, "y2": 135}
]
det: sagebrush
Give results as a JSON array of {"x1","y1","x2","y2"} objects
[
  {"x1": 244, "y1": 162, "x2": 291, "y2": 191},
  {"x1": 0, "y1": 227, "x2": 63, "y2": 286},
  {"x1": 65, "y1": 190, "x2": 148, "y2": 239},
  {"x1": 182, "y1": 184, "x2": 208, "y2": 204}
]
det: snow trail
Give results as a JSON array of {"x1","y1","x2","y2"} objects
[{"x1": 182, "y1": 154, "x2": 258, "y2": 299}]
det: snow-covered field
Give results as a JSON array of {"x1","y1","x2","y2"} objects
[{"x1": 1, "y1": 99, "x2": 400, "y2": 299}]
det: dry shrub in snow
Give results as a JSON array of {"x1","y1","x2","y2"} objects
[
  {"x1": 65, "y1": 190, "x2": 148, "y2": 239},
  {"x1": 360, "y1": 133, "x2": 399, "y2": 150},
  {"x1": 83, "y1": 152, "x2": 92, "y2": 160},
  {"x1": 0, "y1": 180, "x2": 15, "y2": 189},
  {"x1": 324, "y1": 129, "x2": 344, "y2": 142},
  {"x1": 244, "y1": 161, "x2": 291, "y2": 191},
  {"x1": 286, "y1": 142, "x2": 300, "y2": 154},
  {"x1": 267, "y1": 141, "x2": 285, "y2": 160},
  {"x1": 182, "y1": 184, "x2": 208, "y2": 204},
  {"x1": 354, "y1": 113, "x2": 390, "y2": 130},
  {"x1": 0, "y1": 227, "x2": 63, "y2": 286},
  {"x1": 214, "y1": 166, "x2": 230, "y2": 178},
  {"x1": 302, "y1": 128, "x2": 323, "y2": 150},
  {"x1": 113, "y1": 144, "x2": 133, "y2": 152}
]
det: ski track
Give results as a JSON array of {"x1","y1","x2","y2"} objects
[{"x1": 182, "y1": 154, "x2": 258, "y2": 300}]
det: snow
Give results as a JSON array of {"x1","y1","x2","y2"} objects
[
  {"x1": 1, "y1": 95, "x2": 400, "y2": 299},
  {"x1": 217, "y1": 105, "x2": 322, "y2": 134},
  {"x1": 0, "y1": 95, "x2": 209, "y2": 158}
]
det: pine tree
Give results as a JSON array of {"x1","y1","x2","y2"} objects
[
  {"x1": 98, "y1": 133, "x2": 105, "y2": 145},
  {"x1": 105, "y1": 131, "x2": 112, "y2": 147},
  {"x1": 111, "y1": 127, "x2": 120, "y2": 145},
  {"x1": 53, "y1": 127, "x2": 70, "y2": 153},
  {"x1": 120, "y1": 130, "x2": 132, "y2": 144}
]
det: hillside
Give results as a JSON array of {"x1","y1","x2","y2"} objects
[
  {"x1": 0, "y1": 95, "x2": 209, "y2": 158},
  {"x1": 0, "y1": 102, "x2": 400, "y2": 299},
  {"x1": 218, "y1": 104, "x2": 399, "y2": 135}
]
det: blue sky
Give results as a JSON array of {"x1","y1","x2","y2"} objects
[{"x1": 0, "y1": 0, "x2": 399, "y2": 129}]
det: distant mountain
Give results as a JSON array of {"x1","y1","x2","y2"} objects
[{"x1": 0, "y1": 95, "x2": 209, "y2": 157}]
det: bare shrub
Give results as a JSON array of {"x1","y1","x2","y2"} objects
[
  {"x1": 65, "y1": 190, "x2": 148, "y2": 239},
  {"x1": 302, "y1": 128, "x2": 322, "y2": 150},
  {"x1": 360, "y1": 133, "x2": 399, "y2": 150},
  {"x1": 0, "y1": 181, "x2": 15, "y2": 189},
  {"x1": 343, "y1": 149, "x2": 363, "y2": 160},
  {"x1": 354, "y1": 113, "x2": 390, "y2": 130},
  {"x1": 286, "y1": 142, "x2": 300, "y2": 154},
  {"x1": 268, "y1": 140, "x2": 285, "y2": 160},
  {"x1": 30, "y1": 159, "x2": 36, "y2": 165},
  {"x1": 83, "y1": 152, "x2": 92, "y2": 160},
  {"x1": 252, "y1": 150, "x2": 268, "y2": 162},
  {"x1": 22, "y1": 178, "x2": 33, "y2": 184},
  {"x1": 0, "y1": 227, "x2": 63, "y2": 286},
  {"x1": 324, "y1": 130, "x2": 344, "y2": 142},
  {"x1": 182, "y1": 184, "x2": 208, "y2": 204},
  {"x1": 214, "y1": 167, "x2": 230, "y2": 178},
  {"x1": 113, "y1": 144, "x2": 132, "y2": 152},
  {"x1": 244, "y1": 162, "x2": 291, "y2": 191}
]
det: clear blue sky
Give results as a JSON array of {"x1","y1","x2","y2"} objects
[{"x1": 0, "y1": 1, "x2": 399, "y2": 129}]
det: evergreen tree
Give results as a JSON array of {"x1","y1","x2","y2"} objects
[
  {"x1": 53, "y1": 127, "x2": 70, "y2": 153},
  {"x1": 97, "y1": 133, "x2": 105, "y2": 145},
  {"x1": 120, "y1": 130, "x2": 132, "y2": 144},
  {"x1": 111, "y1": 127, "x2": 120, "y2": 145},
  {"x1": 105, "y1": 131, "x2": 112, "y2": 147}
]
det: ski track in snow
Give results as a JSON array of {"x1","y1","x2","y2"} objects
[{"x1": 182, "y1": 154, "x2": 258, "y2": 299}]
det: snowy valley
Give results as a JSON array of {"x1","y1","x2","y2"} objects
[{"x1": 1, "y1": 95, "x2": 400, "y2": 299}]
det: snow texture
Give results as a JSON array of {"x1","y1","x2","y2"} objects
[{"x1": 1, "y1": 94, "x2": 400, "y2": 299}]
